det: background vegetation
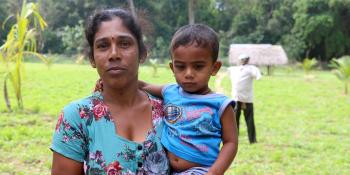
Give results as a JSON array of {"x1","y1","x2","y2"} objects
[{"x1": 0, "y1": 0, "x2": 349, "y2": 64}]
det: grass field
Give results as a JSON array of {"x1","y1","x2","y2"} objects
[{"x1": 0, "y1": 63, "x2": 349, "y2": 175}]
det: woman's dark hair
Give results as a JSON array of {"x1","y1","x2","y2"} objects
[
  {"x1": 170, "y1": 24, "x2": 219, "y2": 62},
  {"x1": 85, "y1": 8, "x2": 146, "y2": 61}
]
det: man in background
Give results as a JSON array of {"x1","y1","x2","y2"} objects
[{"x1": 228, "y1": 54, "x2": 261, "y2": 144}]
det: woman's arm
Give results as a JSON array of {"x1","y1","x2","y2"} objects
[
  {"x1": 51, "y1": 104, "x2": 87, "y2": 175},
  {"x1": 138, "y1": 80, "x2": 164, "y2": 98},
  {"x1": 207, "y1": 105, "x2": 238, "y2": 175},
  {"x1": 52, "y1": 152, "x2": 84, "y2": 175}
]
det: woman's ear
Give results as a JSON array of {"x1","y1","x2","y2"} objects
[
  {"x1": 89, "y1": 57, "x2": 96, "y2": 68},
  {"x1": 211, "y1": 61, "x2": 222, "y2": 76}
]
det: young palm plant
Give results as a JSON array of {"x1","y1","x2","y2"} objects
[
  {"x1": 149, "y1": 58, "x2": 158, "y2": 77},
  {"x1": 330, "y1": 56, "x2": 350, "y2": 94},
  {"x1": 302, "y1": 58, "x2": 317, "y2": 74},
  {"x1": 0, "y1": 1, "x2": 47, "y2": 111}
]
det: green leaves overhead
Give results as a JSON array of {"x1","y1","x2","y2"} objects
[
  {"x1": 292, "y1": 0, "x2": 350, "y2": 60},
  {"x1": 1, "y1": 0, "x2": 349, "y2": 63}
]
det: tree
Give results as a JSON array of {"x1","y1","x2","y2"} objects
[
  {"x1": 330, "y1": 56, "x2": 350, "y2": 94},
  {"x1": 60, "y1": 20, "x2": 85, "y2": 55},
  {"x1": 0, "y1": 0, "x2": 47, "y2": 111},
  {"x1": 133, "y1": 0, "x2": 188, "y2": 61},
  {"x1": 127, "y1": 0, "x2": 137, "y2": 19},
  {"x1": 39, "y1": 0, "x2": 127, "y2": 54},
  {"x1": 225, "y1": 0, "x2": 295, "y2": 54},
  {"x1": 188, "y1": 0, "x2": 195, "y2": 24},
  {"x1": 301, "y1": 58, "x2": 317, "y2": 75},
  {"x1": 291, "y1": 0, "x2": 350, "y2": 63}
]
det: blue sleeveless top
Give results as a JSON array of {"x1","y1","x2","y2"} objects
[
  {"x1": 51, "y1": 91, "x2": 169, "y2": 175},
  {"x1": 161, "y1": 84, "x2": 234, "y2": 166}
]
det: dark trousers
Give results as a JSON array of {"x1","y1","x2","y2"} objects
[{"x1": 235, "y1": 102, "x2": 257, "y2": 143}]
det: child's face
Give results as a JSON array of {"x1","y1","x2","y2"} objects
[{"x1": 170, "y1": 44, "x2": 221, "y2": 94}]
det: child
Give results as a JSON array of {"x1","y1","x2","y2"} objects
[{"x1": 140, "y1": 24, "x2": 238, "y2": 175}]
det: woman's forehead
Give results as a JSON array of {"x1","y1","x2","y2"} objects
[{"x1": 94, "y1": 18, "x2": 134, "y2": 41}]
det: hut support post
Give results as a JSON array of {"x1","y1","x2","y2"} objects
[{"x1": 267, "y1": 65, "x2": 273, "y2": 75}]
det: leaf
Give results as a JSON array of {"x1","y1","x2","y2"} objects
[
  {"x1": 3, "y1": 72, "x2": 12, "y2": 111},
  {"x1": 2, "y1": 15, "x2": 14, "y2": 29}
]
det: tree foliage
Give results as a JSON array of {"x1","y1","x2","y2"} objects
[
  {"x1": 0, "y1": 0, "x2": 349, "y2": 64},
  {"x1": 291, "y1": 0, "x2": 350, "y2": 62}
]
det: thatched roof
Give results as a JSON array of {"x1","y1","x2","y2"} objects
[{"x1": 229, "y1": 44, "x2": 288, "y2": 66}]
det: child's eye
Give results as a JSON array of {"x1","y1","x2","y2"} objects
[
  {"x1": 175, "y1": 65, "x2": 185, "y2": 70},
  {"x1": 194, "y1": 64, "x2": 205, "y2": 70}
]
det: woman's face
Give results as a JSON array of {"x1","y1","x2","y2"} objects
[{"x1": 92, "y1": 17, "x2": 143, "y2": 89}]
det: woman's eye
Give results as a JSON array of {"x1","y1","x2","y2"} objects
[
  {"x1": 119, "y1": 41, "x2": 130, "y2": 48},
  {"x1": 96, "y1": 43, "x2": 108, "y2": 49}
]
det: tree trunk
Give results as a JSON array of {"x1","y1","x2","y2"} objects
[
  {"x1": 127, "y1": 0, "x2": 137, "y2": 19},
  {"x1": 345, "y1": 82, "x2": 348, "y2": 95},
  {"x1": 15, "y1": 67, "x2": 24, "y2": 110},
  {"x1": 188, "y1": 0, "x2": 195, "y2": 24}
]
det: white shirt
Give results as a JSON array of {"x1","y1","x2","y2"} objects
[{"x1": 228, "y1": 65, "x2": 261, "y2": 103}]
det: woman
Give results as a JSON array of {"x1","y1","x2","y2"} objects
[{"x1": 51, "y1": 8, "x2": 169, "y2": 175}]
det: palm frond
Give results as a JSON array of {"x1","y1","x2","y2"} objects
[
  {"x1": 302, "y1": 58, "x2": 317, "y2": 73},
  {"x1": 2, "y1": 15, "x2": 14, "y2": 29},
  {"x1": 330, "y1": 56, "x2": 350, "y2": 94},
  {"x1": 0, "y1": 0, "x2": 47, "y2": 110},
  {"x1": 3, "y1": 72, "x2": 12, "y2": 111}
]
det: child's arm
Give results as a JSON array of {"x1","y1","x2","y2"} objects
[
  {"x1": 207, "y1": 105, "x2": 238, "y2": 175},
  {"x1": 138, "y1": 80, "x2": 164, "y2": 98}
]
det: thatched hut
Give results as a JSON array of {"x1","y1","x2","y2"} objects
[{"x1": 229, "y1": 44, "x2": 288, "y2": 75}]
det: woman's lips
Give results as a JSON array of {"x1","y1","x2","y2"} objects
[{"x1": 107, "y1": 66, "x2": 126, "y2": 75}]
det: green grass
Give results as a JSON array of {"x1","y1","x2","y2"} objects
[{"x1": 0, "y1": 63, "x2": 349, "y2": 174}]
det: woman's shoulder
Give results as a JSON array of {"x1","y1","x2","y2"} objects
[
  {"x1": 59, "y1": 92, "x2": 102, "y2": 121},
  {"x1": 146, "y1": 93, "x2": 164, "y2": 125},
  {"x1": 147, "y1": 94, "x2": 162, "y2": 105},
  {"x1": 64, "y1": 92, "x2": 100, "y2": 109}
]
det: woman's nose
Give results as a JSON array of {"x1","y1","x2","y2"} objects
[{"x1": 110, "y1": 44, "x2": 120, "y2": 60}]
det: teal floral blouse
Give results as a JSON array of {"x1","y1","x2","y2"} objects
[{"x1": 51, "y1": 91, "x2": 169, "y2": 174}]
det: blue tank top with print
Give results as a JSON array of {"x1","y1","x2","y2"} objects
[{"x1": 161, "y1": 84, "x2": 234, "y2": 166}]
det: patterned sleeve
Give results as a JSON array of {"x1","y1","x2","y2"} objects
[{"x1": 51, "y1": 103, "x2": 88, "y2": 162}]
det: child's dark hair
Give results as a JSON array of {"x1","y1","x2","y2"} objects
[
  {"x1": 170, "y1": 24, "x2": 219, "y2": 62},
  {"x1": 85, "y1": 8, "x2": 146, "y2": 62}
]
